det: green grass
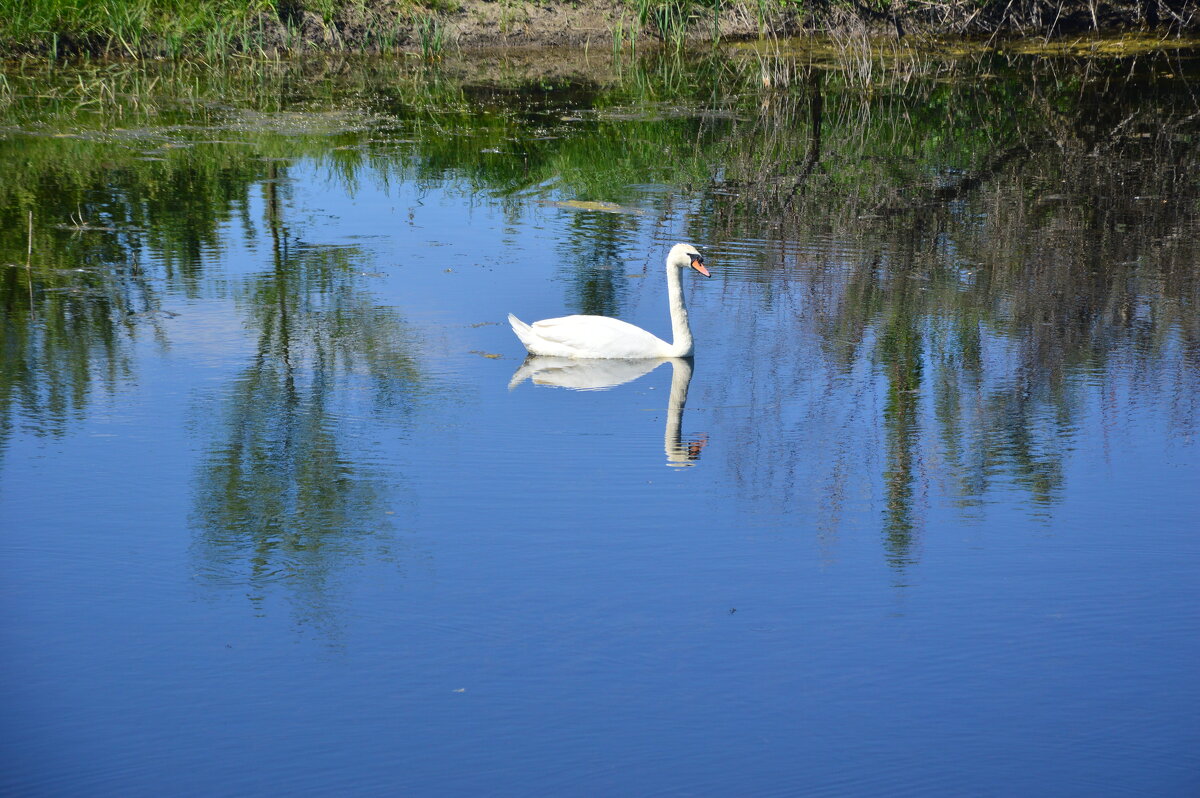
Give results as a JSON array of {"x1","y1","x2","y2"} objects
[
  {"x1": 632, "y1": 0, "x2": 706, "y2": 47},
  {"x1": 0, "y1": 0, "x2": 461, "y2": 58},
  {"x1": 415, "y1": 14, "x2": 446, "y2": 59},
  {"x1": 2, "y1": 0, "x2": 777, "y2": 57},
  {"x1": 3, "y1": 0, "x2": 1186, "y2": 60},
  {"x1": 2, "y1": 0, "x2": 279, "y2": 57}
]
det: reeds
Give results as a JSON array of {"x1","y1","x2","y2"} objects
[
  {"x1": 612, "y1": 15, "x2": 641, "y2": 54},
  {"x1": 632, "y1": 0, "x2": 704, "y2": 46},
  {"x1": 416, "y1": 15, "x2": 446, "y2": 59}
]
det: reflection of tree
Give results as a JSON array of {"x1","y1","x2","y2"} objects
[
  {"x1": 695, "y1": 49, "x2": 1200, "y2": 570},
  {"x1": 191, "y1": 176, "x2": 424, "y2": 634},
  {"x1": 3, "y1": 46, "x2": 1198, "y2": 575},
  {"x1": 0, "y1": 118, "x2": 282, "y2": 459},
  {"x1": 0, "y1": 174, "x2": 194, "y2": 458},
  {"x1": 0, "y1": 254, "x2": 134, "y2": 451},
  {"x1": 554, "y1": 210, "x2": 638, "y2": 318},
  {"x1": 877, "y1": 257, "x2": 923, "y2": 567}
]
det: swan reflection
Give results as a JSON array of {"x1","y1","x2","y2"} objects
[{"x1": 509, "y1": 356, "x2": 706, "y2": 466}]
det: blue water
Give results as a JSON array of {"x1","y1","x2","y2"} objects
[{"x1": 2, "y1": 53, "x2": 1200, "y2": 796}]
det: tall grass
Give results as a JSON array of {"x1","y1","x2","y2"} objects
[
  {"x1": 632, "y1": 0, "x2": 702, "y2": 46},
  {"x1": 6, "y1": 0, "x2": 1185, "y2": 61},
  {"x1": 626, "y1": 0, "x2": 751, "y2": 48},
  {"x1": 3, "y1": 0, "x2": 456, "y2": 58},
  {"x1": 2, "y1": 0, "x2": 277, "y2": 57},
  {"x1": 416, "y1": 15, "x2": 446, "y2": 59}
]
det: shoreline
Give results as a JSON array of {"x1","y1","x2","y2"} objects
[{"x1": 2, "y1": 0, "x2": 1197, "y2": 60}]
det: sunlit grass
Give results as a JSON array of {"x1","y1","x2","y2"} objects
[
  {"x1": 0, "y1": 0, "x2": 458, "y2": 58},
  {"x1": 3, "y1": 0, "x2": 277, "y2": 56}
]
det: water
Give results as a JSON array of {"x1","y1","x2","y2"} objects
[{"x1": 2, "y1": 44, "x2": 1199, "y2": 796}]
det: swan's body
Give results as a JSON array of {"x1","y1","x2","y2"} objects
[{"x1": 509, "y1": 242, "x2": 710, "y2": 359}]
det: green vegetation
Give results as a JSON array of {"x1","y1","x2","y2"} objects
[
  {"x1": 1, "y1": 0, "x2": 1195, "y2": 59},
  {"x1": 633, "y1": 0, "x2": 707, "y2": 47},
  {"x1": 0, "y1": 0, "x2": 450, "y2": 58},
  {"x1": 3, "y1": 0, "x2": 273, "y2": 58},
  {"x1": 416, "y1": 14, "x2": 447, "y2": 59}
]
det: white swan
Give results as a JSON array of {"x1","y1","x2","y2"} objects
[{"x1": 508, "y1": 242, "x2": 710, "y2": 359}]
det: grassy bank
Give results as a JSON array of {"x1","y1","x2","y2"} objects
[{"x1": 2, "y1": 0, "x2": 1197, "y2": 59}]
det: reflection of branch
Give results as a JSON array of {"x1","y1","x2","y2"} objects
[
  {"x1": 265, "y1": 166, "x2": 295, "y2": 376},
  {"x1": 875, "y1": 144, "x2": 1029, "y2": 215},
  {"x1": 933, "y1": 145, "x2": 1027, "y2": 201},
  {"x1": 783, "y1": 71, "x2": 824, "y2": 208},
  {"x1": 25, "y1": 211, "x2": 34, "y2": 316}
]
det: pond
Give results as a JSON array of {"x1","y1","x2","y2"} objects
[{"x1": 2, "y1": 41, "x2": 1198, "y2": 796}]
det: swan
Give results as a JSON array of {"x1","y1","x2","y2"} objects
[{"x1": 508, "y1": 242, "x2": 710, "y2": 359}]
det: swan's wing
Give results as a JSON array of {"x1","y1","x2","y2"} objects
[{"x1": 529, "y1": 315, "x2": 668, "y2": 358}]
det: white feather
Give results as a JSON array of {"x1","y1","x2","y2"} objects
[{"x1": 508, "y1": 243, "x2": 709, "y2": 359}]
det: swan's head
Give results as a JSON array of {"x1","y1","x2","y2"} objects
[{"x1": 668, "y1": 242, "x2": 710, "y2": 278}]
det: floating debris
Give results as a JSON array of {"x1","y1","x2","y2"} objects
[{"x1": 540, "y1": 199, "x2": 644, "y2": 215}]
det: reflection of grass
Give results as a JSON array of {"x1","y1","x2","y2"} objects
[
  {"x1": 2, "y1": 45, "x2": 1196, "y2": 237},
  {"x1": 2, "y1": 49, "x2": 1197, "y2": 328}
]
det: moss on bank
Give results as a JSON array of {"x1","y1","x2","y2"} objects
[{"x1": 0, "y1": 0, "x2": 1197, "y2": 59}]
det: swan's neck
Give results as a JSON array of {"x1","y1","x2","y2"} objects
[{"x1": 666, "y1": 265, "x2": 693, "y2": 357}]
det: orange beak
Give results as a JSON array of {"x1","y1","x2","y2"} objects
[{"x1": 690, "y1": 255, "x2": 711, "y2": 277}]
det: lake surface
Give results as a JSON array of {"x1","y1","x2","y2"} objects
[{"x1": 2, "y1": 42, "x2": 1199, "y2": 796}]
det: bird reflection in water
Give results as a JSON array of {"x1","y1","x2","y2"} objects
[{"x1": 509, "y1": 356, "x2": 706, "y2": 467}]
